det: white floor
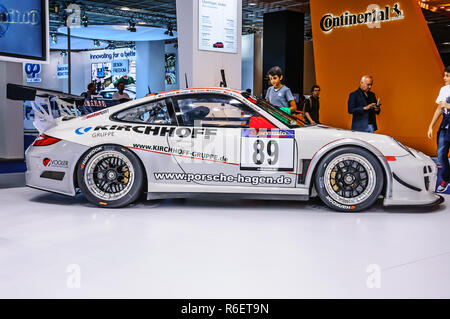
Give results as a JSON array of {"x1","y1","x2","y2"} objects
[{"x1": 0, "y1": 187, "x2": 449, "y2": 299}]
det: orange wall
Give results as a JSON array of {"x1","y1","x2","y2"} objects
[{"x1": 310, "y1": 0, "x2": 445, "y2": 155}]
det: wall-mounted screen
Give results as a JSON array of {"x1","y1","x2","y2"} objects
[
  {"x1": 198, "y1": 0, "x2": 238, "y2": 53},
  {"x1": 0, "y1": 0, "x2": 49, "y2": 63}
]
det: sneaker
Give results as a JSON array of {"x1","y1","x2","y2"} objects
[{"x1": 437, "y1": 181, "x2": 449, "y2": 193}]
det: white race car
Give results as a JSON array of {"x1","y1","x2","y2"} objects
[{"x1": 7, "y1": 84, "x2": 443, "y2": 211}]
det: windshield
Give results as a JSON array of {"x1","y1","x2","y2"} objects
[{"x1": 241, "y1": 92, "x2": 305, "y2": 128}]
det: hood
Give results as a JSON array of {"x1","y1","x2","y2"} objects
[{"x1": 298, "y1": 125, "x2": 411, "y2": 157}]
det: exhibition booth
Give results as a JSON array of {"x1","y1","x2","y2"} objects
[
  {"x1": 1, "y1": 0, "x2": 449, "y2": 201},
  {"x1": 1, "y1": 0, "x2": 450, "y2": 301}
]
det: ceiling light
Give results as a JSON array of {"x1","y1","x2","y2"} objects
[
  {"x1": 0, "y1": 11, "x2": 7, "y2": 22},
  {"x1": 249, "y1": 2, "x2": 257, "y2": 6},
  {"x1": 81, "y1": 15, "x2": 88, "y2": 27},
  {"x1": 164, "y1": 23, "x2": 174, "y2": 37}
]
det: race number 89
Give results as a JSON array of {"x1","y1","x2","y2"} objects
[{"x1": 253, "y1": 140, "x2": 279, "y2": 166}]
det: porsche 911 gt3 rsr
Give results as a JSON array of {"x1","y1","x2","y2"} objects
[{"x1": 7, "y1": 84, "x2": 443, "y2": 211}]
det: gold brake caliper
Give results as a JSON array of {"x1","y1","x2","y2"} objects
[
  {"x1": 123, "y1": 167, "x2": 130, "y2": 185},
  {"x1": 330, "y1": 167, "x2": 339, "y2": 192}
]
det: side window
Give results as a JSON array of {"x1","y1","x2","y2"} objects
[
  {"x1": 114, "y1": 99, "x2": 172, "y2": 124},
  {"x1": 175, "y1": 94, "x2": 257, "y2": 127}
]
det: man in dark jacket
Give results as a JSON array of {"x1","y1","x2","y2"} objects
[
  {"x1": 303, "y1": 85, "x2": 321, "y2": 125},
  {"x1": 348, "y1": 75, "x2": 381, "y2": 133}
]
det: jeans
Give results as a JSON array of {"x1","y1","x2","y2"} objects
[
  {"x1": 437, "y1": 129, "x2": 450, "y2": 183},
  {"x1": 359, "y1": 124, "x2": 375, "y2": 133}
]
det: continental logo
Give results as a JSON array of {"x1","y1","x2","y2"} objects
[
  {"x1": 75, "y1": 125, "x2": 217, "y2": 139},
  {"x1": 325, "y1": 196, "x2": 356, "y2": 211},
  {"x1": 320, "y1": 3, "x2": 404, "y2": 33}
]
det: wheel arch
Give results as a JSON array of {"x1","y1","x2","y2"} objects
[{"x1": 304, "y1": 138, "x2": 393, "y2": 199}]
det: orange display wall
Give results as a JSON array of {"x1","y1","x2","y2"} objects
[{"x1": 310, "y1": 0, "x2": 445, "y2": 155}]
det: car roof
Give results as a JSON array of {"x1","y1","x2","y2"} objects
[{"x1": 153, "y1": 87, "x2": 242, "y2": 96}]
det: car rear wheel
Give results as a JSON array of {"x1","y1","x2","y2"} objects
[
  {"x1": 314, "y1": 147, "x2": 384, "y2": 212},
  {"x1": 77, "y1": 145, "x2": 144, "y2": 208}
]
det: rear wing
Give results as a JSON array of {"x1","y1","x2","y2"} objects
[{"x1": 7, "y1": 84, "x2": 85, "y2": 133}]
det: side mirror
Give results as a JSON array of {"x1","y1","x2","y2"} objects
[{"x1": 249, "y1": 116, "x2": 276, "y2": 129}]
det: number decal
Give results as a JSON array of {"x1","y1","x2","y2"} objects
[
  {"x1": 267, "y1": 140, "x2": 279, "y2": 165},
  {"x1": 253, "y1": 140, "x2": 265, "y2": 165},
  {"x1": 241, "y1": 129, "x2": 294, "y2": 171},
  {"x1": 252, "y1": 140, "x2": 279, "y2": 166}
]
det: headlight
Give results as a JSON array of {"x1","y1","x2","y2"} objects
[{"x1": 391, "y1": 138, "x2": 416, "y2": 157}]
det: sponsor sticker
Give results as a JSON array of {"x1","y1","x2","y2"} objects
[
  {"x1": 242, "y1": 129, "x2": 295, "y2": 139},
  {"x1": 75, "y1": 127, "x2": 92, "y2": 135},
  {"x1": 92, "y1": 131, "x2": 115, "y2": 138},
  {"x1": 43, "y1": 158, "x2": 69, "y2": 168},
  {"x1": 81, "y1": 146, "x2": 103, "y2": 167},
  {"x1": 75, "y1": 125, "x2": 217, "y2": 139},
  {"x1": 81, "y1": 109, "x2": 109, "y2": 120},
  {"x1": 154, "y1": 172, "x2": 293, "y2": 186},
  {"x1": 131, "y1": 143, "x2": 228, "y2": 162},
  {"x1": 325, "y1": 196, "x2": 356, "y2": 210}
]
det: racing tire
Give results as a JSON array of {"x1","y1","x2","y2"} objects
[
  {"x1": 77, "y1": 145, "x2": 144, "y2": 208},
  {"x1": 314, "y1": 147, "x2": 384, "y2": 212}
]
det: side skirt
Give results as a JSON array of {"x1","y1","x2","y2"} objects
[{"x1": 146, "y1": 192, "x2": 310, "y2": 201}]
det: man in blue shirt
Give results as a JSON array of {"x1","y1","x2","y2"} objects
[{"x1": 265, "y1": 66, "x2": 297, "y2": 113}]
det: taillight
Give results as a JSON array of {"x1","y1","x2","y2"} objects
[{"x1": 33, "y1": 134, "x2": 61, "y2": 146}]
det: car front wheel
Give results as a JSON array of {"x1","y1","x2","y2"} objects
[{"x1": 314, "y1": 147, "x2": 384, "y2": 212}]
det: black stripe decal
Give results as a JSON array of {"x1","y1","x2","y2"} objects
[{"x1": 393, "y1": 173, "x2": 421, "y2": 192}]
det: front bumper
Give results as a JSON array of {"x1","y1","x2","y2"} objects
[{"x1": 383, "y1": 149, "x2": 443, "y2": 207}]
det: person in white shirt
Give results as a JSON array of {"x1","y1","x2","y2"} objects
[
  {"x1": 427, "y1": 65, "x2": 450, "y2": 192},
  {"x1": 112, "y1": 82, "x2": 131, "y2": 102}
]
